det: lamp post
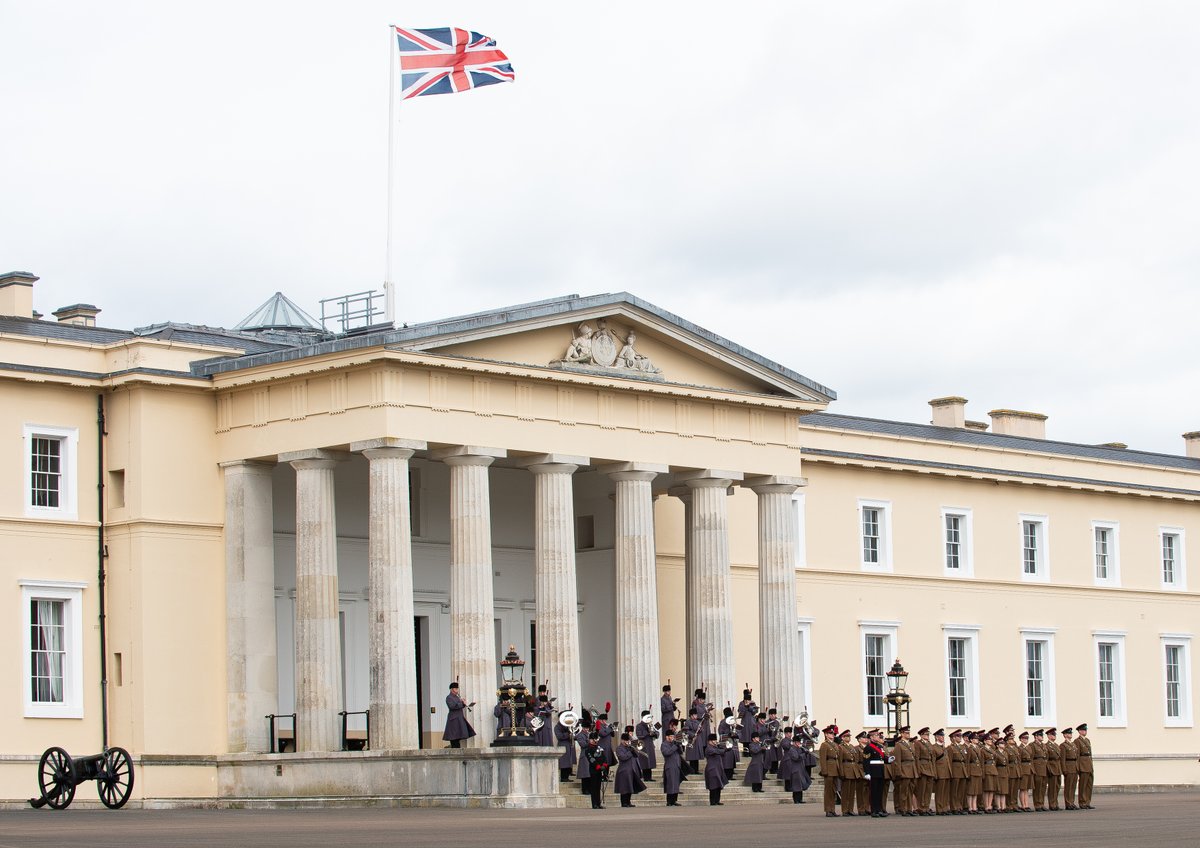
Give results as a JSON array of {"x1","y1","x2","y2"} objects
[
  {"x1": 492, "y1": 645, "x2": 536, "y2": 746},
  {"x1": 885, "y1": 659, "x2": 911, "y2": 737}
]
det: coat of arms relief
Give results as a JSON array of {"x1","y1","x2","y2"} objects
[{"x1": 552, "y1": 318, "x2": 664, "y2": 378}]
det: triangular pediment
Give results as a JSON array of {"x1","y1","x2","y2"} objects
[{"x1": 396, "y1": 293, "x2": 836, "y2": 404}]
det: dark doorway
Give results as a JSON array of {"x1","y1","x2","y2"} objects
[{"x1": 414, "y1": 616, "x2": 425, "y2": 748}]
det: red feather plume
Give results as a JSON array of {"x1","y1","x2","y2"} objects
[{"x1": 605, "y1": 701, "x2": 612, "y2": 713}]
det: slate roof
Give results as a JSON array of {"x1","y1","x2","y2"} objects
[
  {"x1": 191, "y1": 291, "x2": 838, "y2": 401},
  {"x1": 800, "y1": 412, "x2": 1200, "y2": 471},
  {"x1": 0, "y1": 316, "x2": 289, "y2": 359}
]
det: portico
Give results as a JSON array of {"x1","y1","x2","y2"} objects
[{"x1": 213, "y1": 295, "x2": 832, "y2": 756}]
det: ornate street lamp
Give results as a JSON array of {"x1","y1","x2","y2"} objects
[
  {"x1": 492, "y1": 645, "x2": 535, "y2": 746},
  {"x1": 885, "y1": 659, "x2": 911, "y2": 738}
]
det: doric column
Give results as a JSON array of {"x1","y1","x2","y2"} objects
[
  {"x1": 352, "y1": 438, "x2": 427, "y2": 751},
  {"x1": 523, "y1": 454, "x2": 587, "y2": 716},
  {"x1": 680, "y1": 470, "x2": 742, "y2": 711},
  {"x1": 281, "y1": 449, "x2": 344, "y2": 752},
  {"x1": 747, "y1": 476, "x2": 805, "y2": 714},
  {"x1": 432, "y1": 445, "x2": 506, "y2": 747},
  {"x1": 607, "y1": 462, "x2": 668, "y2": 725},
  {"x1": 221, "y1": 460, "x2": 277, "y2": 753}
]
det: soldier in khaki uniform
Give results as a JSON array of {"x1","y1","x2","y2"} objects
[
  {"x1": 932, "y1": 728, "x2": 952, "y2": 814},
  {"x1": 818, "y1": 725, "x2": 842, "y2": 817},
  {"x1": 855, "y1": 731, "x2": 872, "y2": 813},
  {"x1": 1061, "y1": 726, "x2": 1080, "y2": 809},
  {"x1": 1018, "y1": 731, "x2": 1034, "y2": 812},
  {"x1": 1045, "y1": 728, "x2": 1063, "y2": 810},
  {"x1": 1029, "y1": 729, "x2": 1048, "y2": 811},
  {"x1": 838, "y1": 730, "x2": 863, "y2": 816},
  {"x1": 948, "y1": 729, "x2": 968, "y2": 814},
  {"x1": 1076, "y1": 723, "x2": 1094, "y2": 809},
  {"x1": 914, "y1": 727, "x2": 936, "y2": 815},
  {"x1": 892, "y1": 726, "x2": 918, "y2": 815}
]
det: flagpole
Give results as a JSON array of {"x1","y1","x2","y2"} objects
[{"x1": 384, "y1": 24, "x2": 397, "y2": 325}]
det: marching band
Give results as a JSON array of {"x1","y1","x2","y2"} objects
[{"x1": 443, "y1": 679, "x2": 1097, "y2": 814}]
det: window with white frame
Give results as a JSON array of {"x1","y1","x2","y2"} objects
[
  {"x1": 1093, "y1": 632, "x2": 1127, "y2": 726},
  {"x1": 24, "y1": 425, "x2": 79, "y2": 520},
  {"x1": 858, "y1": 499, "x2": 892, "y2": 571},
  {"x1": 860, "y1": 621, "x2": 899, "y2": 723},
  {"x1": 1021, "y1": 629, "x2": 1057, "y2": 724},
  {"x1": 792, "y1": 492, "x2": 807, "y2": 569},
  {"x1": 943, "y1": 626, "x2": 980, "y2": 724},
  {"x1": 1019, "y1": 514, "x2": 1048, "y2": 581},
  {"x1": 1160, "y1": 528, "x2": 1186, "y2": 590},
  {"x1": 797, "y1": 618, "x2": 814, "y2": 715},
  {"x1": 1162, "y1": 635, "x2": 1193, "y2": 727},
  {"x1": 21, "y1": 580, "x2": 86, "y2": 718},
  {"x1": 941, "y1": 508, "x2": 973, "y2": 576},
  {"x1": 1093, "y1": 521, "x2": 1120, "y2": 586}
]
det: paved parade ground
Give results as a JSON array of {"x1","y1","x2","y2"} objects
[{"x1": 1, "y1": 791, "x2": 1197, "y2": 848}]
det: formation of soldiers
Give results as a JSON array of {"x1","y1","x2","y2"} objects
[
  {"x1": 443, "y1": 680, "x2": 1096, "y2": 815},
  {"x1": 549, "y1": 685, "x2": 822, "y2": 809},
  {"x1": 817, "y1": 723, "x2": 1096, "y2": 818}
]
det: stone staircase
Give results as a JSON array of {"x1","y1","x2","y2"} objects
[{"x1": 558, "y1": 765, "x2": 826, "y2": 809}]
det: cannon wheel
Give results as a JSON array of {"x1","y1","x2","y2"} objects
[
  {"x1": 97, "y1": 747, "x2": 134, "y2": 809},
  {"x1": 37, "y1": 746, "x2": 77, "y2": 810}
]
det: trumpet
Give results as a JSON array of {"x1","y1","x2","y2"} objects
[{"x1": 724, "y1": 739, "x2": 734, "y2": 750}]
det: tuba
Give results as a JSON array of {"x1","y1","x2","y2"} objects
[{"x1": 559, "y1": 709, "x2": 580, "y2": 729}]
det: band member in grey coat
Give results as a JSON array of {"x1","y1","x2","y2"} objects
[
  {"x1": 661, "y1": 728, "x2": 684, "y2": 806},
  {"x1": 555, "y1": 716, "x2": 576, "y2": 782},
  {"x1": 661, "y1": 684, "x2": 679, "y2": 728},
  {"x1": 737, "y1": 690, "x2": 757, "y2": 747},
  {"x1": 575, "y1": 725, "x2": 592, "y2": 794},
  {"x1": 596, "y1": 714, "x2": 616, "y2": 765},
  {"x1": 705, "y1": 734, "x2": 728, "y2": 806},
  {"x1": 684, "y1": 708, "x2": 704, "y2": 774},
  {"x1": 743, "y1": 732, "x2": 766, "y2": 792},
  {"x1": 493, "y1": 695, "x2": 514, "y2": 731},
  {"x1": 533, "y1": 695, "x2": 554, "y2": 746},
  {"x1": 778, "y1": 727, "x2": 795, "y2": 790},
  {"x1": 787, "y1": 738, "x2": 815, "y2": 803},
  {"x1": 635, "y1": 714, "x2": 658, "y2": 780},
  {"x1": 615, "y1": 735, "x2": 647, "y2": 807},
  {"x1": 442, "y1": 682, "x2": 475, "y2": 748}
]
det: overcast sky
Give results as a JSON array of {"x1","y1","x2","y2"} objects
[{"x1": 4, "y1": 2, "x2": 1199, "y2": 453}]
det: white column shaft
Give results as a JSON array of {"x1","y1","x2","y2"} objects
[
  {"x1": 222, "y1": 461, "x2": 277, "y2": 753},
  {"x1": 447, "y1": 455, "x2": 498, "y2": 746},
  {"x1": 687, "y1": 477, "x2": 736, "y2": 711},
  {"x1": 531, "y1": 463, "x2": 583, "y2": 715},
  {"x1": 753, "y1": 484, "x2": 802, "y2": 713},
  {"x1": 364, "y1": 447, "x2": 419, "y2": 750},
  {"x1": 613, "y1": 471, "x2": 661, "y2": 726},
  {"x1": 291, "y1": 457, "x2": 342, "y2": 752}
]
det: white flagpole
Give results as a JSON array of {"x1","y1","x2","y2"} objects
[{"x1": 384, "y1": 24, "x2": 397, "y2": 325}]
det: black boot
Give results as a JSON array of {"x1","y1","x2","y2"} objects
[
  {"x1": 642, "y1": 769, "x2": 652, "y2": 781},
  {"x1": 689, "y1": 760, "x2": 700, "y2": 774},
  {"x1": 620, "y1": 792, "x2": 633, "y2": 808},
  {"x1": 667, "y1": 793, "x2": 679, "y2": 806},
  {"x1": 580, "y1": 778, "x2": 590, "y2": 796},
  {"x1": 785, "y1": 779, "x2": 792, "y2": 792},
  {"x1": 753, "y1": 782, "x2": 763, "y2": 793},
  {"x1": 710, "y1": 789, "x2": 723, "y2": 806},
  {"x1": 560, "y1": 768, "x2": 571, "y2": 782}
]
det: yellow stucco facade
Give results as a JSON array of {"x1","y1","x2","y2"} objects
[{"x1": 2, "y1": 281, "x2": 1196, "y2": 804}]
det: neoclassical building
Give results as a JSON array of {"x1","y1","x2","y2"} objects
[{"x1": 2, "y1": 271, "x2": 1196, "y2": 803}]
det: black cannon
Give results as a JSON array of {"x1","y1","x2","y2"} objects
[{"x1": 29, "y1": 746, "x2": 134, "y2": 810}]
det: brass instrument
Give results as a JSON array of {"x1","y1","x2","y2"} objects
[
  {"x1": 529, "y1": 716, "x2": 545, "y2": 731},
  {"x1": 559, "y1": 709, "x2": 580, "y2": 729}
]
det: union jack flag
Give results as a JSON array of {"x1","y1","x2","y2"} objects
[{"x1": 394, "y1": 27, "x2": 515, "y2": 100}]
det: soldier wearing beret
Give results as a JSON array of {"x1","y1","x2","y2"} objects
[
  {"x1": 932, "y1": 729, "x2": 952, "y2": 815},
  {"x1": 1029, "y1": 729, "x2": 1048, "y2": 811},
  {"x1": 1045, "y1": 728, "x2": 1063, "y2": 810},
  {"x1": 1061, "y1": 726, "x2": 1080, "y2": 809},
  {"x1": 1076, "y1": 724, "x2": 1094, "y2": 809}
]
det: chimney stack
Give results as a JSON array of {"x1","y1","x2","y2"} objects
[
  {"x1": 0, "y1": 271, "x2": 38, "y2": 318},
  {"x1": 52, "y1": 303, "x2": 101, "y2": 327},
  {"x1": 1183, "y1": 432, "x2": 1200, "y2": 459},
  {"x1": 929, "y1": 396, "x2": 968, "y2": 428},
  {"x1": 989, "y1": 409, "x2": 1048, "y2": 439}
]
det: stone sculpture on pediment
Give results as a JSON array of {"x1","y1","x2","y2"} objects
[{"x1": 553, "y1": 319, "x2": 663, "y2": 378}]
